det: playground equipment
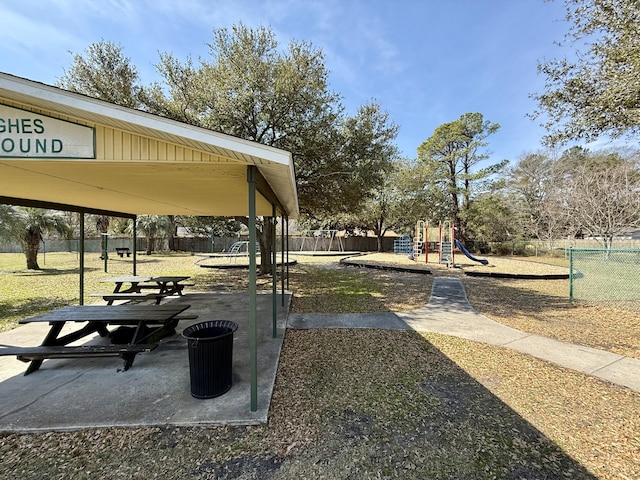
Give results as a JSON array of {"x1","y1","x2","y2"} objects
[
  {"x1": 413, "y1": 221, "x2": 426, "y2": 260},
  {"x1": 299, "y1": 230, "x2": 344, "y2": 252},
  {"x1": 410, "y1": 221, "x2": 455, "y2": 266},
  {"x1": 410, "y1": 220, "x2": 487, "y2": 267},
  {"x1": 455, "y1": 239, "x2": 488, "y2": 265},
  {"x1": 394, "y1": 235, "x2": 411, "y2": 254},
  {"x1": 439, "y1": 221, "x2": 454, "y2": 266},
  {"x1": 226, "y1": 241, "x2": 261, "y2": 263}
]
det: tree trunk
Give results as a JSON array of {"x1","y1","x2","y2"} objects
[
  {"x1": 260, "y1": 218, "x2": 274, "y2": 275},
  {"x1": 24, "y1": 239, "x2": 41, "y2": 270},
  {"x1": 96, "y1": 216, "x2": 110, "y2": 252},
  {"x1": 168, "y1": 215, "x2": 177, "y2": 251},
  {"x1": 376, "y1": 234, "x2": 383, "y2": 252},
  {"x1": 235, "y1": 216, "x2": 273, "y2": 275},
  {"x1": 605, "y1": 234, "x2": 613, "y2": 250},
  {"x1": 146, "y1": 235, "x2": 154, "y2": 255}
]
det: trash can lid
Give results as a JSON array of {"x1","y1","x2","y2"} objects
[{"x1": 183, "y1": 320, "x2": 238, "y2": 340}]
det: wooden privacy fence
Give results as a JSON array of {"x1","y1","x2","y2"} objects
[{"x1": 0, "y1": 235, "x2": 398, "y2": 254}]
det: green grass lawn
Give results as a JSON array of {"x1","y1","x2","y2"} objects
[
  {"x1": 0, "y1": 252, "x2": 220, "y2": 332},
  {"x1": 571, "y1": 252, "x2": 640, "y2": 307}
]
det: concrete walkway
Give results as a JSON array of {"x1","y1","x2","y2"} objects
[{"x1": 288, "y1": 277, "x2": 640, "y2": 393}]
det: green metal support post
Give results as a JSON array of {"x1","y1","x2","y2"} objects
[
  {"x1": 79, "y1": 213, "x2": 84, "y2": 305},
  {"x1": 272, "y1": 206, "x2": 277, "y2": 338},
  {"x1": 281, "y1": 215, "x2": 285, "y2": 306},
  {"x1": 132, "y1": 217, "x2": 137, "y2": 276},
  {"x1": 569, "y1": 247, "x2": 574, "y2": 303},
  {"x1": 247, "y1": 166, "x2": 258, "y2": 412},
  {"x1": 102, "y1": 233, "x2": 108, "y2": 273}
]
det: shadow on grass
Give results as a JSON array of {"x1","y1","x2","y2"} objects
[
  {"x1": 264, "y1": 328, "x2": 597, "y2": 479},
  {"x1": 0, "y1": 307, "x2": 603, "y2": 478},
  {"x1": 0, "y1": 297, "x2": 71, "y2": 330},
  {"x1": 10, "y1": 266, "x2": 102, "y2": 276}
]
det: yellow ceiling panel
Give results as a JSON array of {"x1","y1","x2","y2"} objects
[{"x1": 0, "y1": 160, "x2": 273, "y2": 216}]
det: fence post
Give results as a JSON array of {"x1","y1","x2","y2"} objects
[{"x1": 569, "y1": 247, "x2": 574, "y2": 303}]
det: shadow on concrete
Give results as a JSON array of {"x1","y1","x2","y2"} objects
[{"x1": 0, "y1": 291, "x2": 290, "y2": 432}]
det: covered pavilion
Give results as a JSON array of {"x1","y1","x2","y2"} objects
[{"x1": 0, "y1": 72, "x2": 299, "y2": 412}]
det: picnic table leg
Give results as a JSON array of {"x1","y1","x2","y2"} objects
[
  {"x1": 24, "y1": 322, "x2": 64, "y2": 375},
  {"x1": 116, "y1": 322, "x2": 146, "y2": 371},
  {"x1": 114, "y1": 281, "x2": 142, "y2": 294},
  {"x1": 24, "y1": 360, "x2": 43, "y2": 375},
  {"x1": 23, "y1": 321, "x2": 110, "y2": 375},
  {"x1": 120, "y1": 352, "x2": 137, "y2": 371},
  {"x1": 93, "y1": 323, "x2": 110, "y2": 337}
]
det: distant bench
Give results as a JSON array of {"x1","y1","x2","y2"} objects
[{"x1": 115, "y1": 247, "x2": 131, "y2": 257}]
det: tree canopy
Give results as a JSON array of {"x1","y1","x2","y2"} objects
[
  {"x1": 57, "y1": 40, "x2": 148, "y2": 109},
  {"x1": 153, "y1": 24, "x2": 398, "y2": 220},
  {"x1": 531, "y1": 0, "x2": 640, "y2": 144},
  {"x1": 417, "y1": 112, "x2": 503, "y2": 242},
  {"x1": 507, "y1": 148, "x2": 640, "y2": 249}
]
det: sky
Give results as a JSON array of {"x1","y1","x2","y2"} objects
[{"x1": 0, "y1": 0, "x2": 592, "y2": 166}]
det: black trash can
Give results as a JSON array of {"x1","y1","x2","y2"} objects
[{"x1": 182, "y1": 320, "x2": 238, "y2": 399}]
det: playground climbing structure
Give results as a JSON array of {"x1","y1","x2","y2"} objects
[
  {"x1": 411, "y1": 221, "x2": 455, "y2": 266},
  {"x1": 413, "y1": 221, "x2": 426, "y2": 260},
  {"x1": 439, "y1": 221, "x2": 455, "y2": 266}
]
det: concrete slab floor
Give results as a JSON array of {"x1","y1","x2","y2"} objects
[{"x1": 0, "y1": 291, "x2": 291, "y2": 433}]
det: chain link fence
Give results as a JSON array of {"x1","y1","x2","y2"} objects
[
  {"x1": 483, "y1": 238, "x2": 640, "y2": 257},
  {"x1": 569, "y1": 248, "x2": 640, "y2": 312}
]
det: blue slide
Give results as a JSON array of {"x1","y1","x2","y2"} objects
[{"x1": 455, "y1": 239, "x2": 489, "y2": 265}]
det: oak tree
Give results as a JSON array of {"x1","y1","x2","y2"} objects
[{"x1": 531, "y1": 0, "x2": 640, "y2": 144}]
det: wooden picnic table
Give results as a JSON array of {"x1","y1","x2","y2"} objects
[
  {"x1": 95, "y1": 276, "x2": 193, "y2": 305},
  {"x1": 101, "y1": 276, "x2": 152, "y2": 293},
  {"x1": 3, "y1": 304, "x2": 194, "y2": 375},
  {"x1": 141, "y1": 276, "x2": 192, "y2": 296}
]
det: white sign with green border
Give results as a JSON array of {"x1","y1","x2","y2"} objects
[{"x1": 0, "y1": 104, "x2": 95, "y2": 159}]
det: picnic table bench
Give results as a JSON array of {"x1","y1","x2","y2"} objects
[
  {"x1": 93, "y1": 276, "x2": 194, "y2": 305},
  {"x1": 2, "y1": 344, "x2": 158, "y2": 363},
  {"x1": 115, "y1": 247, "x2": 131, "y2": 257},
  {"x1": 89, "y1": 292, "x2": 168, "y2": 305},
  {"x1": 0, "y1": 304, "x2": 194, "y2": 375},
  {"x1": 139, "y1": 276, "x2": 195, "y2": 296}
]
